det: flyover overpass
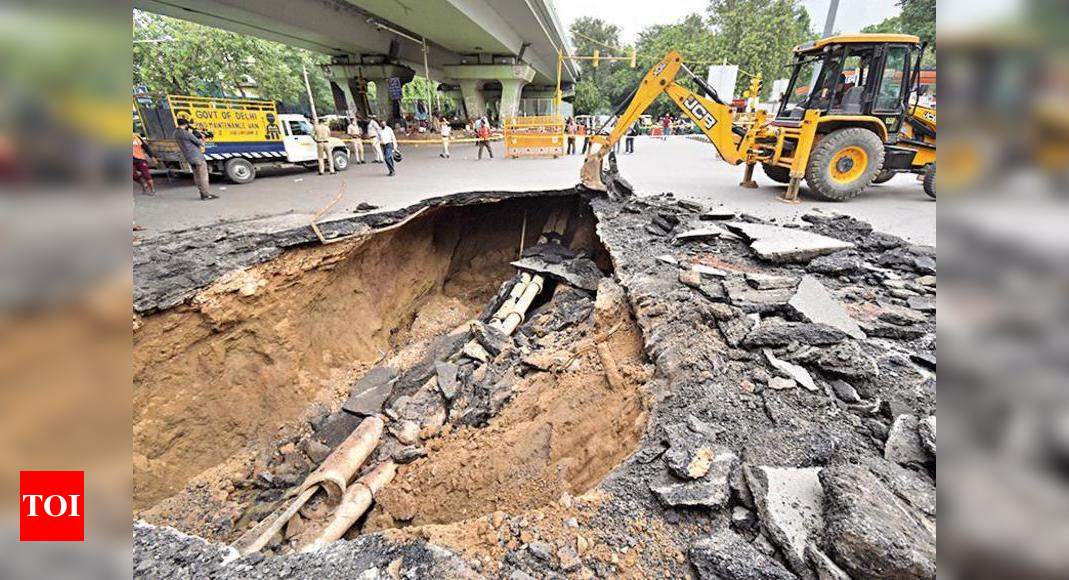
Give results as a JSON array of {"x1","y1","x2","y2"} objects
[{"x1": 136, "y1": 0, "x2": 580, "y2": 122}]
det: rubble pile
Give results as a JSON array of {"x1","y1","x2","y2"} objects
[{"x1": 133, "y1": 190, "x2": 936, "y2": 579}]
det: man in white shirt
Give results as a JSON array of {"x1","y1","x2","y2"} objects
[
  {"x1": 439, "y1": 118, "x2": 451, "y2": 158},
  {"x1": 378, "y1": 123, "x2": 399, "y2": 176},
  {"x1": 367, "y1": 118, "x2": 385, "y2": 163}
]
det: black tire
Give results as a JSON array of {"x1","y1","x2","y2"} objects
[
  {"x1": 332, "y1": 149, "x2": 350, "y2": 171},
  {"x1": 805, "y1": 128, "x2": 885, "y2": 201},
  {"x1": 923, "y1": 164, "x2": 936, "y2": 198},
  {"x1": 761, "y1": 163, "x2": 791, "y2": 184},
  {"x1": 873, "y1": 168, "x2": 896, "y2": 184},
  {"x1": 224, "y1": 158, "x2": 256, "y2": 184}
]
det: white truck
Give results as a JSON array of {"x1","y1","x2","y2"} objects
[{"x1": 134, "y1": 94, "x2": 351, "y2": 184}]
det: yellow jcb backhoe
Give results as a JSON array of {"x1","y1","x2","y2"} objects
[{"x1": 581, "y1": 34, "x2": 936, "y2": 202}]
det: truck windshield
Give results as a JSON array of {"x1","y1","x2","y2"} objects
[{"x1": 288, "y1": 120, "x2": 313, "y2": 136}]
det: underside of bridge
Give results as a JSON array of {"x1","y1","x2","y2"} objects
[{"x1": 136, "y1": 0, "x2": 579, "y2": 122}]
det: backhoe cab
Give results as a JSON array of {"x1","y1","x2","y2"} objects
[{"x1": 581, "y1": 34, "x2": 936, "y2": 201}]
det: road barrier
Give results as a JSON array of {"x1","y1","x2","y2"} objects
[{"x1": 503, "y1": 116, "x2": 565, "y2": 158}]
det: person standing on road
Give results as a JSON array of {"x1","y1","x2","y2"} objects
[
  {"x1": 132, "y1": 132, "x2": 155, "y2": 195},
  {"x1": 578, "y1": 122, "x2": 590, "y2": 154},
  {"x1": 565, "y1": 117, "x2": 576, "y2": 155},
  {"x1": 625, "y1": 123, "x2": 638, "y2": 154},
  {"x1": 174, "y1": 118, "x2": 216, "y2": 200},
  {"x1": 439, "y1": 117, "x2": 451, "y2": 158},
  {"x1": 661, "y1": 114, "x2": 671, "y2": 140},
  {"x1": 379, "y1": 122, "x2": 399, "y2": 176},
  {"x1": 367, "y1": 118, "x2": 385, "y2": 163},
  {"x1": 475, "y1": 116, "x2": 493, "y2": 159},
  {"x1": 346, "y1": 117, "x2": 365, "y2": 164},
  {"x1": 313, "y1": 118, "x2": 335, "y2": 175}
]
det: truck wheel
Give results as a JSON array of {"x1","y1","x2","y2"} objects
[
  {"x1": 761, "y1": 163, "x2": 791, "y2": 184},
  {"x1": 224, "y1": 158, "x2": 256, "y2": 184},
  {"x1": 805, "y1": 128, "x2": 885, "y2": 201},
  {"x1": 873, "y1": 168, "x2": 896, "y2": 184},
  {"x1": 923, "y1": 165, "x2": 936, "y2": 199},
  {"x1": 332, "y1": 149, "x2": 350, "y2": 171}
]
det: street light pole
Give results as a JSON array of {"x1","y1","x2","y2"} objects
[
  {"x1": 303, "y1": 64, "x2": 318, "y2": 123},
  {"x1": 822, "y1": 0, "x2": 840, "y2": 37}
]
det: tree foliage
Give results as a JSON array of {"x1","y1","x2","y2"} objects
[
  {"x1": 133, "y1": 10, "x2": 336, "y2": 112},
  {"x1": 706, "y1": 0, "x2": 814, "y2": 96},
  {"x1": 568, "y1": 16, "x2": 623, "y2": 88},
  {"x1": 573, "y1": 79, "x2": 611, "y2": 115},
  {"x1": 860, "y1": 0, "x2": 935, "y2": 65}
]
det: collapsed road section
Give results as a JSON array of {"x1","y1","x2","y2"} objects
[{"x1": 133, "y1": 190, "x2": 936, "y2": 579}]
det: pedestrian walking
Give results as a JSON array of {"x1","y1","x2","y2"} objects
[
  {"x1": 661, "y1": 114, "x2": 671, "y2": 140},
  {"x1": 379, "y1": 122, "x2": 399, "y2": 176},
  {"x1": 368, "y1": 118, "x2": 385, "y2": 163},
  {"x1": 174, "y1": 118, "x2": 216, "y2": 200},
  {"x1": 625, "y1": 123, "x2": 638, "y2": 154},
  {"x1": 476, "y1": 117, "x2": 493, "y2": 159},
  {"x1": 132, "y1": 132, "x2": 155, "y2": 195},
  {"x1": 565, "y1": 117, "x2": 576, "y2": 155},
  {"x1": 346, "y1": 117, "x2": 365, "y2": 164},
  {"x1": 313, "y1": 118, "x2": 335, "y2": 175},
  {"x1": 439, "y1": 117, "x2": 451, "y2": 158}
]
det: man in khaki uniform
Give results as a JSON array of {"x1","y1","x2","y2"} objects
[
  {"x1": 346, "y1": 117, "x2": 365, "y2": 164},
  {"x1": 314, "y1": 119, "x2": 335, "y2": 175}
]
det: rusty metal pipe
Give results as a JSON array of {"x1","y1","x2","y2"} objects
[{"x1": 300, "y1": 461, "x2": 397, "y2": 552}]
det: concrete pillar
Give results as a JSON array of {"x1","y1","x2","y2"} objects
[
  {"x1": 443, "y1": 63, "x2": 535, "y2": 123},
  {"x1": 325, "y1": 61, "x2": 414, "y2": 124},
  {"x1": 457, "y1": 79, "x2": 487, "y2": 120},
  {"x1": 499, "y1": 78, "x2": 527, "y2": 122}
]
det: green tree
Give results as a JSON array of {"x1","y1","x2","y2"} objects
[
  {"x1": 898, "y1": 0, "x2": 935, "y2": 47},
  {"x1": 707, "y1": 0, "x2": 815, "y2": 99},
  {"x1": 568, "y1": 16, "x2": 623, "y2": 87},
  {"x1": 861, "y1": 15, "x2": 903, "y2": 34},
  {"x1": 133, "y1": 10, "x2": 336, "y2": 112},
  {"x1": 573, "y1": 79, "x2": 610, "y2": 115},
  {"x1": 860, "y1": 1, "x2": 935, "y2": 65}
]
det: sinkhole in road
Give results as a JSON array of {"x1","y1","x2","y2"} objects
[{"x1": 134, "y1": 192, "x2": 651, "y2": 551}]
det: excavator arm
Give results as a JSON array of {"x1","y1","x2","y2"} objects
[{"x1": 581, "y1": 50, "x2": 752, "y2": 191}]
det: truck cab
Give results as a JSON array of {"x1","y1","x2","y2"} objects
[{"x1": 134, "y1": 95, "x2": 351, "y2": 184}]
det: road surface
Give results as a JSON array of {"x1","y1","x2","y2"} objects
[{"x1": 134, "y1": 136, "x2": 935, "y2": 245}]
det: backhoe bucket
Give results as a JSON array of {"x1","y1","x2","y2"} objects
[{"x1": 580, "y1": 154, "x2": 607, "y2": 191}]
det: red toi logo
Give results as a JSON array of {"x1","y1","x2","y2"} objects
[{"x1": 19, "y1": 471, "x2": 84, "y2": 541}]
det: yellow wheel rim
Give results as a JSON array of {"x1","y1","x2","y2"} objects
[{"x1": 828, "y1": 146, "x2": 869, "y2": 184}]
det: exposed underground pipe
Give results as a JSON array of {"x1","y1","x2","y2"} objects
[
  {"x1": 299, "y1": 461, "x2": 398, "y2": 553},
  {"x1": 230, "y1": 415, "x2": 384, "y2": 556},
  {"x1": 297, "y1": 415, "x2": 385, "y2": 505}
]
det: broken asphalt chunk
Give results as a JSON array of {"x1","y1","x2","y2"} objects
[
  {"x1": 763, "y1": 349, "x2": 817, "y2": 391},
  {"x1": 788, "y1": 275, "x2": 865, "y2": 340},
  {"x1": 689, "y1": 531, "x2": 795, "y2": 580},
  {"x1": 342, "y1": 366, "x2": 398, "y2": 416},
  {"x1": 742, "y1": 322, "x2": 848, "y2": 348},
  {"x1": 821, "y1": 465, "x2": 936, "y2": 579},
  {"x1": 435, "y1": 361, "x2": 459, "y2": 401},
  {"x1": 511, "y1": 255, "x2": 602, "y2": 292},
  {"x1": 745, "y1": 465, "x2": 825, "y2": 580},
  {"x1": 675, "y1": 226, "x2": 725, "y2": 243},
  {"x1": 884, "y1": 414, "x2": 930, "y2": 467},
  {"x1": 470, "y1": 320, "x2": 509, "y2": 357},
  {"x1": 725, "y1": 222, "x2": 855, "y2": 263}
]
